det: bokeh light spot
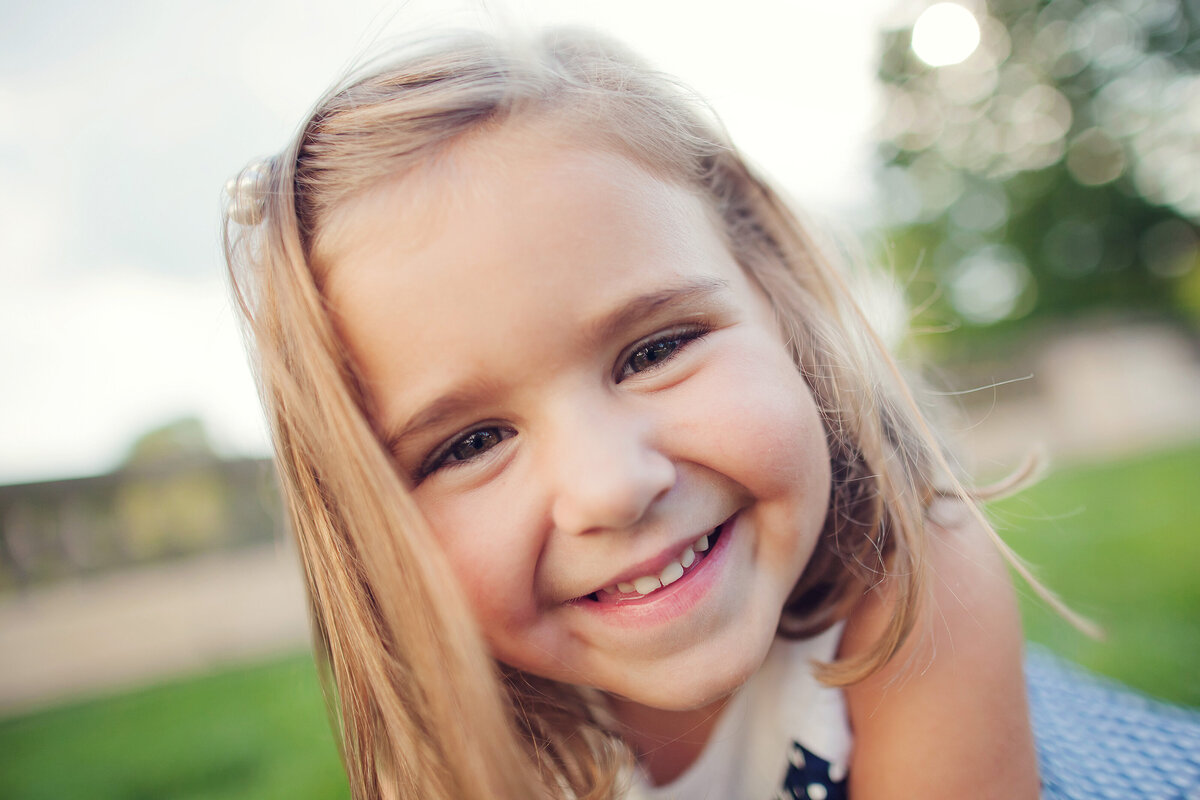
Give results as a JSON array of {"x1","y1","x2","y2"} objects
[
  {"x1": 949, "y1": 244, "x2": 1033, "y2": 324},
  {"x1": 1141, "y1": 219, "x2": 1199, "y2": 278},
  {"x1": 912, "y1": 3, "x2": 982, "y2": 67},
  {"x1": 949, "y1": 183, "x2": 1009, "y2": 232},
  {"x1": 1043, "y1": 219, "x2": 1104, "y2": 276},
  {"x1": 1066, "y1": 127, "x2": 1127, "y2": 186}
]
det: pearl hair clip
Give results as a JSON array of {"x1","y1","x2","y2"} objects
[{"x1": 224, "y1": 159, "x2": 271, "y2": 226}]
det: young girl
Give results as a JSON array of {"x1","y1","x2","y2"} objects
[{"x1": 224, "y1": 28, "x2": 1200, "y2": 800}]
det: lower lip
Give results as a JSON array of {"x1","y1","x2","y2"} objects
[{"x1": 574, "y1": 514, "x2": 736, "y2": 628}]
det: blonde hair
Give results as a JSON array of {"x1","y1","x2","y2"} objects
[{"x1": 225, "y1": 28, "x2": 963, "y2": 799}]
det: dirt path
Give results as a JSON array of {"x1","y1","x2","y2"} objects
[{"x1": 0, "y1": 543, "x2": 308, "y2": 715}]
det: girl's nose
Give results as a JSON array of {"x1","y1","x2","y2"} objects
[{"x1": 544, "y1": 400, "x2": 676, "y2": 537}]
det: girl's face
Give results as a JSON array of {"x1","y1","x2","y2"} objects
[{"x1": 323, "y1": 128, "x2": 832, "y2": 713}]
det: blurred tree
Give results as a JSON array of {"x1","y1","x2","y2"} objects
[
  {"x1": 876, "y1": 0, "x2": 1200, "y2": 344},
  {"x1": 117, "y1": 416, "x2": 229, "y2": 558},
  {"x1": 122, "y1": 415, "x2": 217, "y2": 467}
]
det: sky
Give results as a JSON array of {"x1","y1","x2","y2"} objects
[{"x1": 1, "y1": 0, "x2": 897, "y2": 484}]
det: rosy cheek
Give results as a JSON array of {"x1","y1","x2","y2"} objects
[
  {"x1": 692, "y1": 342, "x2": 824, "y2": 468},
  {"x1": 423, "y1": 493, "x2": 541, "y2": 621}
]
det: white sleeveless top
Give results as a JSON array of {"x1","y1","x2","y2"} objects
[{"x1": 625, "y1": 624, "x2": 851, "y2": 800}]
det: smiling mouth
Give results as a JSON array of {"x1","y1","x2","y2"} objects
[{"x1": 583, "y1": 526, "x2": 723, "y2": 603}]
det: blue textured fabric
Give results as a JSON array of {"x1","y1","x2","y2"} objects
[
  {"x1": 1027, "y1": 646, "x2": 1200, "y2": 800},
  {"x1": 772, "y1": 647, "x2": 1200, "y2": 799}
]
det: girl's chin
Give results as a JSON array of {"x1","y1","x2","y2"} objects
[{"x1": 603, "y1": 649, "x2": 768, "y2": 714}]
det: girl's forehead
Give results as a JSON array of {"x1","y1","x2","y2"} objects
[
  {"x1": 312, "y1": 118, "x2": 700, "y2": 277},
  {"x1": 319, "y1": 127, "x2": 712, "y2": 303}
]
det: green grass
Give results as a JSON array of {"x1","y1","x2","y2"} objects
[
  {"x1": 1, "y1": 443, "x2": 1196, "y2": 798},
  {"x1": 0, "y1": 654, "x2": 349, "y2": 800},
  {"x1": 991, "y1": 443, "x2": 1200, "y2": 708}
]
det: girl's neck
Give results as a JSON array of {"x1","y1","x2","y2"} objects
[{"x1": 609, "y1": 695, "x2": 731, "y2": 786}]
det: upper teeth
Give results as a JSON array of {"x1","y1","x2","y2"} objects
[{"x1": 607, "y1": 530, "x2": 716, "y2": 598}]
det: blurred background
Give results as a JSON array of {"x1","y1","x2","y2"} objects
[{"x1": 1, "y1": 0, "x2": 1197, "y2": 797}]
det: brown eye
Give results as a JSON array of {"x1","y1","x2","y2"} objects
[
  {"x1": 619, "y1": 327, "x2": 710, "y2": 381},
  {"x1": 420, "y1": 424, "x2": 518, "y2": 482},
  {"x1": 448, "y1": 428, "x2": 505, "y2": 462},
  {"x1": 630, "y1": 340, "x2": 679, "y2": 372},
  {"x1": 419, "y1": 425, "x2": 517, "y2": 480}
]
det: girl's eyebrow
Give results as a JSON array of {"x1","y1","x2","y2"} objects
[
  {"x1": 582, "y1": 277, "x2": 730, "y2": 349},
  {"x1": 383, "y1": 277, "x2": 730, "y2": 455},
  {"x1": 382, "y1": 376, "x2": 503, "y2": 458}
]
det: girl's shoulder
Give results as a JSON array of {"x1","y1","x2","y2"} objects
[
  {"x1": 839, "y1": 498, "x2": 1041, "y2": 799},
  {"x1": 840, "y1": 496, "x2": 1024, "y2": 664}
]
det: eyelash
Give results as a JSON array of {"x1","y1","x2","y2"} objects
[
  {"x1": 419, "y1": 424, "x2": 516, "y2": 479},
  {"x1": 418, "y1": 324, "x2": 712, "y2": 479},
  {"x1": 616, "y1": 325, "x2": 711, "y2": 382}
]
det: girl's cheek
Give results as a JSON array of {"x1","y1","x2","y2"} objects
[
  {"x1": 420, "y1": 475, "x2": 542, "y2": 610},
  {"x1": 684, "y1": 335, "x2": 827, "y2": 484},
  {"x1": 422, "y1": 491, "x2": 511, "y2": 592}
]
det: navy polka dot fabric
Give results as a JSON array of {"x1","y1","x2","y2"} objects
[
  {"x1": 1027, "y1": 646, "x2": 1200, "y2": 799},
  {"x1": 778, "y1": 742, "x2": 847, "y2": 800}
]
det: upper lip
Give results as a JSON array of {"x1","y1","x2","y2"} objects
[{"x1": 576, "y1": 514, "x2": 733, "y2": 598}]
